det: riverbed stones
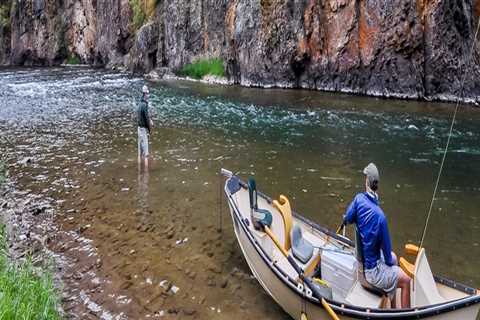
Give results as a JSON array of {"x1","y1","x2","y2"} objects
[
  {"x1": 220, "y1": 277, "x2": 229, "y2": 289},
  {"x1": 183, "y1": 307, "x2": 197, "y2": 316},
  {"x1": 19, "y1": 157, "x2": 33, "y2": 165}
]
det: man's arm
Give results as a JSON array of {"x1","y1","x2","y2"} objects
[
  {"x1": 343, "y1": 196, "x2": 357, "y2": 225},
  {"x1": 380, "y1": 217, "x2": 395, "y2": 266}
]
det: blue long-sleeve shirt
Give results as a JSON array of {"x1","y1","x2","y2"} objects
[{"x1": 343, "y1": 192, "x2": 394, "y2": 270}]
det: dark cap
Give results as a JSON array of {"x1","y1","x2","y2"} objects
[{"x1": 363, "y1": 163, "x2": 379, "y2": 190}]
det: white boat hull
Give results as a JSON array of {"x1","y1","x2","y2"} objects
[{"x1": 224, "y1": 173, "x2": 480, "y2": 320}]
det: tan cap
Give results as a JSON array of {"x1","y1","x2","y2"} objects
[{"x1": 363, "y1": 163, "x2": 379, "y2": 186}]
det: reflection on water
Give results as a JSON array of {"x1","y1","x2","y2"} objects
[
  {"x1": 137, "y1": 169, "x2": 149, "y2": 211},
  {"x1": 1, "y1": 67, "x2": 479, "y2": 319}
]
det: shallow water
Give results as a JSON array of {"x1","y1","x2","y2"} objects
[{"x1": 1, "y1": 67, "x2": 479, "y2": 319}]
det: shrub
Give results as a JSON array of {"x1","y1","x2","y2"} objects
[
  {"x1": 0, "y1": 225, "x2": 60, "y2": 319},
  {"x1": 66, "y1": 54, "x2": 80, "y2": 65},
  {"x1": 180, "y1": 58, "x2": 225, "y2": 79}
]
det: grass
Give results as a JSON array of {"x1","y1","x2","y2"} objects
[
  {"x1": 66, "y1": 54, "x2": 80, "y2": 65},
  {"x1": 180, "y1": 58, "x2": 225, "y2": 79},
  {"x1": 0, "y1": 2, "x2": 11, "y2": 31},
  {"x1": 0, "y1": 225, "x2": 61, "y2": 319}
]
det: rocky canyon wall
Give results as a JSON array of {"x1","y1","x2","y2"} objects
[{"x1": 0, "y1": 0, "x2": 479, "y2": 102}]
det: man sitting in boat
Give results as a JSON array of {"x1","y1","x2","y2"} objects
[{"x1": 343, "y1": 163, "x2": 411, "y2": 308}]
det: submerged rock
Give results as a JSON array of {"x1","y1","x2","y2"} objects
[{"x1": 183, "y1": 307, "x2": 197, "y2": 316}]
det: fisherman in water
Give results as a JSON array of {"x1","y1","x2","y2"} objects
[
  {"x1": 137, "y1": 85, "x2": 153, "y2": 169},
  {"x1": 343, "y1": 163, "x2": 411, "y2": 308}
]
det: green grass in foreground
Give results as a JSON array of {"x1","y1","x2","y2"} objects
[
  {"x1": 180, "y1": 58, "x2": 225, "y2": 79},
  {"x1": 0, "y1": 225, "x2": 60, "y2": 320}
]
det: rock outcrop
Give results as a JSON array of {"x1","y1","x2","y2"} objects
[{"x1": 0, "y1": 0, "x2": 480, "y2": 102}]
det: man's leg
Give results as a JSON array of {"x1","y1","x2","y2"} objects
[
  {"x1": 144, "y1": 132, "x2": 149, "y2": 169},
  {"x1": 389, "y1": 252, "x2": 410, "y2": 308},
  {"x1": 397, "y1": 269, "x2": 411, "y2": 308},
  {"x1": 391, "y1": 251, "x2": 398, "y2": 265},
  {"x1": 138, "y1": 129, "x2": 141, "y2": 166}
]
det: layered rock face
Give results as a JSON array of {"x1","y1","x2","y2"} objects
[
  {"x1": 5, "y1": 0, "x2": 132, "y2": 66},
  {"x1": 1, "y1": 0, "x2": 479, "y2": 102}
]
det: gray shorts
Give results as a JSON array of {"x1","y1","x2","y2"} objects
[
  {"x1": 138, "y1": 127, "x2": 149, "y2": 158},
  {"x1": 365, "y1": 253, "x2": 399, "y2": 294}
]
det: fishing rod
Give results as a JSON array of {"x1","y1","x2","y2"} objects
[{"x1": 420, "y1": 17, "x2": 480, "y2": 249}]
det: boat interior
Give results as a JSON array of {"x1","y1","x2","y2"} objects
[{"x1": 228, "y1": 183, "x2": 475, "y2": 310}]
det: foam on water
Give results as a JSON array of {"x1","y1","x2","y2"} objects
[{"x1": 146, "y1": 84, "x2": 480, "y2": 159}]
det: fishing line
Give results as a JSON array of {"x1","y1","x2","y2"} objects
[{"x1": 420, "y1": 17, "x2": 480, "y2": 249}]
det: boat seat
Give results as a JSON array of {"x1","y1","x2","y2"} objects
[
  {"x1": 248, "y1": 178, "x2": 273, "y2": 230},
  {"x1": 251, "y1": 208, "x2": 273, "y2": 230},
  {"x1": 273, "y1": 195, "x2": 293, "y2": 251},
  {"x1": 272, "y1": 195, "x2": 315, "y2": 266},
  {"x1": 291, "y1": 224, "x2": 314, "y2": 264}
]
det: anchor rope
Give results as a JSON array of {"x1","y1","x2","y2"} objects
[{"x1": 419, "y1": 16, "x2": 480, "y2": 249}]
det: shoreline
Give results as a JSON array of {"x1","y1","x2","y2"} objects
[
  {"x1": 0, "y1": 179, "x2": 122, "y2": 319},
  {"x1": 143, "y1": 69, "x2": 479, "y2": 106},
  {"x1": 0, "y1": 180, "x2": 64, "y2": 318},
  {"x1": 0, "y1": 64, "x2": 475, "y2": 106}
]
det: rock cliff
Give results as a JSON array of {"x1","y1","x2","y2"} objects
[{"x1": 1, "y1": 0, "x2": 480, "y2": 102}]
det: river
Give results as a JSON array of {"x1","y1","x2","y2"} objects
[{"x1": 0, "y1": 67, "x2": 479, "y2": 319}]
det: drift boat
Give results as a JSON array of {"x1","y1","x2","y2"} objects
[{"x1": 221, "y1": 169, "x2": 480, "y2": 319}]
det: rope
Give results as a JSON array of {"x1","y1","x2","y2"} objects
[{"x1": 419, "y1": 17, "x2": 480, "y2": 249}]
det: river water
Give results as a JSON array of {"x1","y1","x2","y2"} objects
[{"x1": 0, "y1": 67, "x2": 479, "y2": 319}]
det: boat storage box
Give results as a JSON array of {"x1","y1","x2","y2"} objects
[{"x1": 321, "y1": 250, "x2": 357, "y2": 300}]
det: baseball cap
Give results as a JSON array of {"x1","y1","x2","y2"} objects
[
  {"x1": 142, "y1": 85, "x2": 149, "y2": 94},
  {"x1": 363, "y1": 163, "x2": 379, "y2": 188}
]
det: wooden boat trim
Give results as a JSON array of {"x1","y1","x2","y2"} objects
[{"x1": 226, "y1": 175, "x2": 480, "y2": 319}]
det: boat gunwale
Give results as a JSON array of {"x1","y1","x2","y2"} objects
[{"x1": 225, "y1": 174, "x2": 480, "y2": 319}]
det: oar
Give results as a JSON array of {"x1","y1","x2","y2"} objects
[
  {"x1": 262, "y1": 225, "x2": 340, "y2": 320},
  {"x1": 324, "y1": 222, "x2": 345, "y2": 247},
  {"x1": 336, "y1": 222, "x2": 345, "y2": 235}
]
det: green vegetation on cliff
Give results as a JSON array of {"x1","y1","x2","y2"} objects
[
  {"x1": 0, "y1": 2, "x2": 11, "y2": 31},
  {"x1": 129, "y1": 0, "x2": 159, "y2": 31},
  {"x1": 180, "y1": 58, "x2": 225, "y2": 79},
  {"x1": 66, "y1": 54, "x2": 80, "y2": 65},
  {"x1": 0, "y1": 225, "x2": 60, "y2": 319}
]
